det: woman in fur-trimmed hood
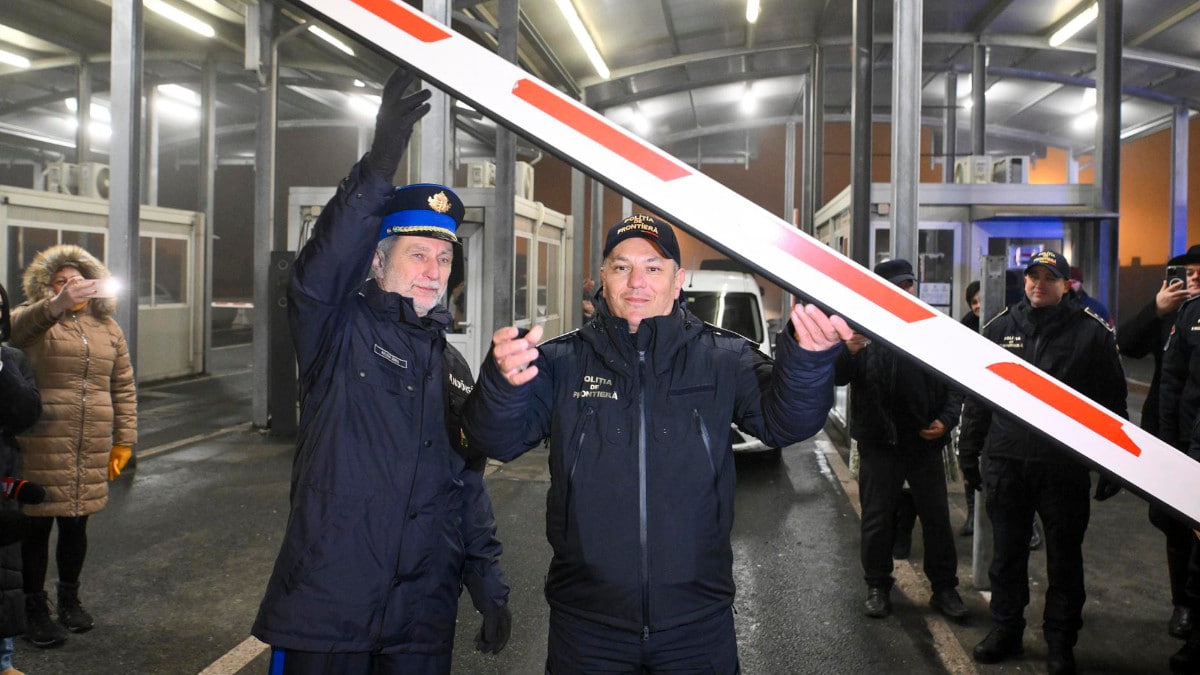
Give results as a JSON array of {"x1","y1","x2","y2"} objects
[{"x1": 9, "y1": 243, "x2": 136, "y2": 646}]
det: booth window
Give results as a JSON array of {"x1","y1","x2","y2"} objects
[
  {"x1": 6, "y1": 225, "x2": 105, "y2": 298},
  {"x1": 138, "y1": 235, "x2": 188, "y2": 307}
]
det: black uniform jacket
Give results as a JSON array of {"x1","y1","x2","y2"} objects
[
  {"x1": 463, "y1": 298, "x2": 840, "y2": 634},
  {"x1": 1160, "y1": 295, "x2": 1200, "y2": 454},
  {"x1": 959, "y1": 296, "x2": 1127, "y2": 470},
  {"x1": 834, "y1": 339, "x2": 963, "y2": 450},
  {"x1": 252, "y1": 159, "x2": 506, "y2": 655}
]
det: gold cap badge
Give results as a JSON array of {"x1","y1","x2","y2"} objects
[{"x1": 428, "y1": 191, "x2": 452, "y2": 214}]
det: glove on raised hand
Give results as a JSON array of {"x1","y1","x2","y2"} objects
[
  {"x1": 474, "y1": 603, "x2": 512, "y2": 655},
  {"x1": 109, "y1": 444, "x2": 132, "y2": 481},
  {"x1": 365, "y1": 67, "x2": 433, "y2": 183}
]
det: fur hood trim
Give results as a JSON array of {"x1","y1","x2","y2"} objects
[{"x1": 21, "y1": 244, "x2": 116, "y2": 317}]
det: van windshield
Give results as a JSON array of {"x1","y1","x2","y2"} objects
[{"x1": 682, "y1": 291, "x2": 764, "y2": 343}]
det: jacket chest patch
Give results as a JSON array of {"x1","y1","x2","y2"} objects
[
  {"x1": 574, "y1": 374, "x2": 619, "y2": 400},
  {"x1": 999, "y1": 335, "x2": 1024, "y2": 351},
  {"x1": 373, "y1": 344, "x2": 407, "y2": 369}
]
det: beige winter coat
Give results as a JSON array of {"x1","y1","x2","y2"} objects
[{"x1": 10, "y1": 245, "x2": 137, "y2": 517}]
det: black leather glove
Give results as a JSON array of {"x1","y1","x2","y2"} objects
[
  {"x1": 1094, "y1": 472, "x2": 1122, "y2": 501},
  {"x1": 961, "y1": 464, "x2": 982, "y2": 494},
  {"x1": 365, "y1": 67, "x2": 433, "y2": 183},
  {"x1": 474, "y1": 603, "x2": 511, "y2": 655}
]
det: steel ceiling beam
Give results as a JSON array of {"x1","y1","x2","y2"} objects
[{"x1": 1128, "y1": 0, "x2": 1200, "y2": 46}]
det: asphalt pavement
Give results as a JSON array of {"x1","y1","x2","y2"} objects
[{"x1": 6, "y1": 342, "x2": 1187, "y2": 674}]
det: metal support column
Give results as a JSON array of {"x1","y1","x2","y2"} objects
[
  {"x1": 1171, "y1": 105, "x2": 1189, "y2": 256},
  {"x1": 890, "y1": 0, "x2": 922, "y2": 265},
  {"x1": 943, "y1": 72, "x2": 957, "y2": 183},
  {"x1": 484, "y1": 0, "x2": 518, "y2": 334},
  {"x1": 571, "y1": 168, "x2": 586, "y2": 327},
  {"x1": 971, "y1": 43, "x2": 986, "y2": 156},
  {"x1": 76, "y1": 61, "x2": 91, "y2": 163},
  {"x1": 590, "y1": 178, "x2": 604, "y2": 274},
  {"x1": 144, "y1": 87, "x2": 159, "y2": 206},
  {"x1": 199, "y1": 59, "x2": 217, "y2": 374},
  {"x1": 849, "y1": 0, "x2": 874, "y2": 267},
  {"x1": 804, "y1": 46, "x2": 824, "y2": 236},
  {"x1": 251, "y1": 0, "x2": 275, "y2": 429},
  {"x1": 786, "y1": 119, "x2": 798, "y2": 230},
  {"x1": 419, "y1": 0, "x2": 453, "y2": 185},
  {"x1": 1094, "y1": 0, "x2": 1122, "y2": 314},
  {"x1": 108, "y1": 0, "x2": 143, "y2": 371}
]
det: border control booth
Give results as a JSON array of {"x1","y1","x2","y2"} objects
[{"x1": 814, "y1": 181, "x2": 1119, "y2": 426}]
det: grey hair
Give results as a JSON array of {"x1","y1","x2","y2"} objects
[{"x1": 369, "y1": 235, "x2": 402, "y2": 279}]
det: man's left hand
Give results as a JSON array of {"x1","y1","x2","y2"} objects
[
  {"x1": 790, "y1": 303, "x2": 854, "y2": 352},
  {"x1": 1094, "y1": 473, "x2": 1122, "y2": 501},
  {"x1": 475, "y1": 603, "x2": 512, "y2": 654},
  {"x1": 918, "y1": 419, "x2": 947, "y2": 440}
]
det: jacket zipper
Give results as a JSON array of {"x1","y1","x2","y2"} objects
[
  {"x1": 693, "y1": 409, "x2": 715, "y2": 476},
  {"x1": 76, "y1": 314, "x2": 89, "y2": 511},
  {"x1": 564, "y1": 408, "x2": 593, "y2": 538},
  {"x1": 637, "y1": 350, "x2": 650, "y2": 641}
]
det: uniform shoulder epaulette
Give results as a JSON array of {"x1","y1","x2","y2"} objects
[
  {"x1": 1082, "y1": 306, "x2": 1115, "y2": 332},
  {"x1": 979, "y1": 306, "x2": 1011, "y2": 331},
  {"x1": 1181, "y1": 295, "x2": 1200, "y2": 310}
]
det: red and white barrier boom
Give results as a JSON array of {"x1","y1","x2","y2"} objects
[{"x1": 298, "y1": 0, "x2": 1200, "y2": 525}]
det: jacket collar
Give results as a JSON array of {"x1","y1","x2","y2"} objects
[
  {"x1": 583, "y1": 296, "x2": 701, "y2": 375},
  {"x1": 360, "y1": 278, "x2": 452, "y2": 332}
]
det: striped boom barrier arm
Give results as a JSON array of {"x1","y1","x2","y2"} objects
[{"x1": 296, "y1": 0, "x2": 1200, "y2": 525}]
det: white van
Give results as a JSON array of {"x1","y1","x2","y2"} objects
[{"x1": 680, "y1": 268, "x2": 781, "y2": 461}]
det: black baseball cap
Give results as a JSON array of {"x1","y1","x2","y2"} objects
[
  {"x1": 1025, "y1": 250, "x2": 1070, "y2": 279},
  {"x1": 602, "y1": 214, "x2": 681, "y2": 266},
  {"x1": 1168, "y1": 245, "x2": 1200, "y2": 267},
  {"x1": 873, "y1": 258, "x2": 916, "y2": 286}
]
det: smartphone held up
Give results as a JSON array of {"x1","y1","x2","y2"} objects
[{"x1": 1167, "y1": 265, "x2": 1188, "y2": 288}]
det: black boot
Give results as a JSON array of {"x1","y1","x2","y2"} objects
[
  {"x1": 1172, "y1": 636, "x2": 1200, "y2": 674},
  {"x1": 57, "y1": 581, "x2": 94, "y2": 633},
  {"x1": 1047, "y1": 641, "x2": 1077, "y2": 675},
  {"x1": 959, "y1": 490, "x2": 975, "y2": 537},
  {"x1": 973, "y1": 627, "x2": 1023, "y2": 663},
  {"x1": 24, "y1": 591, "x2": 67, "y2": 648}
]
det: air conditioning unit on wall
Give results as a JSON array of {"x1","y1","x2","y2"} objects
[
  {"x1": 78, "y1": 162, "x2": 110, "y2": 199},
  {"x1": 464, "y1": 160, "x2": 535, "y2": 199},
  {"x1": 991, "y1": 156, "x2": 1030, "y2": 184},
  {"x1": 952, "y1": 155, "x2": 992, "y2": 184},
  {"x1": 44, "y1": 162, "x2": 79, "y2": 195}
]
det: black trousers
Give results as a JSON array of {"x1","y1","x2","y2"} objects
[
  {"x1": 267, "y1": 648, "x2": 451, "y2": 675},
  {"x1": 1149, "y1": 502, "x2": 1200, "y2": 608},
  {"x1": 984, "y1": 457, "x2": 1090, "y2": 644},
  {"x1": 21, "y1": 515, "x2": 88, "y2": 593},
  {"x1": 857, "y1": 441, "x2": 958, "y2": 592},
  {"x1": 546, "y1": 607, "x2": 739, "y2": 674}
]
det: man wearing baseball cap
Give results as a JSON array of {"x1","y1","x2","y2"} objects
[
  {"x1": 960, "y1": 249, "x2": 1127, "y2": 674},
  {"x1": 253, "y1": 67, "x2": 510, "y2": 674},
  {"x1": 464, "y1": 213, "x2": 853, "y2": 670}
]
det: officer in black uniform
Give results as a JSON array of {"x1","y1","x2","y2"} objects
[{"x1": 959, "y1": 250, "x2": 1126, "y2": 675}]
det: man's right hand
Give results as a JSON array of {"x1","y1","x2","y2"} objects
[
  {"x1": 1157, "y1": 279, "x2": 1192, "y2": 317},
  {"x1": 961, "y1": 465, "x2": 982, "y2": 494},
  {"x1": 366, "y1": 66, "x2": 433, "y2": 183},
  {"x1": 491, "y1": 324, "x2": 543, "y2": 386}
]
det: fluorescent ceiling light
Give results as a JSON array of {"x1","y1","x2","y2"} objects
[
  {"x1": 1076, "y1": 87, "x2": 1096, "y2": 113},
  {"x1": 348, "y1": 93, "x2": 381, "y2": 118},
  {"x1": 746, "y1": 0, "x2": 761, "y2": 24},
  {"x1": 553, "y1": 0, "x2": 609, "y2": 80},
  {"x1": 1049, "y1": 3, "x2": 1098, "y2": 48},
  {"x1": 144, "y1": 0, "x2": 216, "y2": 39},
  {"x1": 0, "y1": 48, "x2": 31, "y2": 69},
  {"x1": 1073, "y1": 110, "x2": 1097, "y2": 131},
  {"x1": 157, "y1": 84, "x2": 199, "y2": 106},
  {"x1": 155, "y1": 96, "x2": 200, "y2": 122},
  {"x1": 353, "y1": 79, "x2": 365, "y2": 88},
  {"x1": 308, "y1": 25, "x2": 355, "y2": 57},
  {"x1": 739, "y1": 83, "x2": 757, "y2": 114},
  {"x1": 64, "y1": 118, "x2": 112, "y2": 142},
  {"x1": 962, "y1": 98, "x2": 974, "y2": 109},
  {"x1": 65, "y1": 99, "x2": 111, "y2": 123},
  {"x1": 631, "y1": 107, "x2": 650, "y2": 135}
]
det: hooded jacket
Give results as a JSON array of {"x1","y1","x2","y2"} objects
[
  {"x1": 958, "y1": 295, "x2": 1126, "y2": 469},
  {"x1": 252, "y1": 159, "x2": 507, "y2": 655},
  {"x1": 463, "y1": 295, "x2": 840, "y2": 635},
  {"x1": 9, "y1": 245, "x2": 136, "y2": 518},
  {"x1": 0, "y1": 336, "x2": 40, "y2": 638}
]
